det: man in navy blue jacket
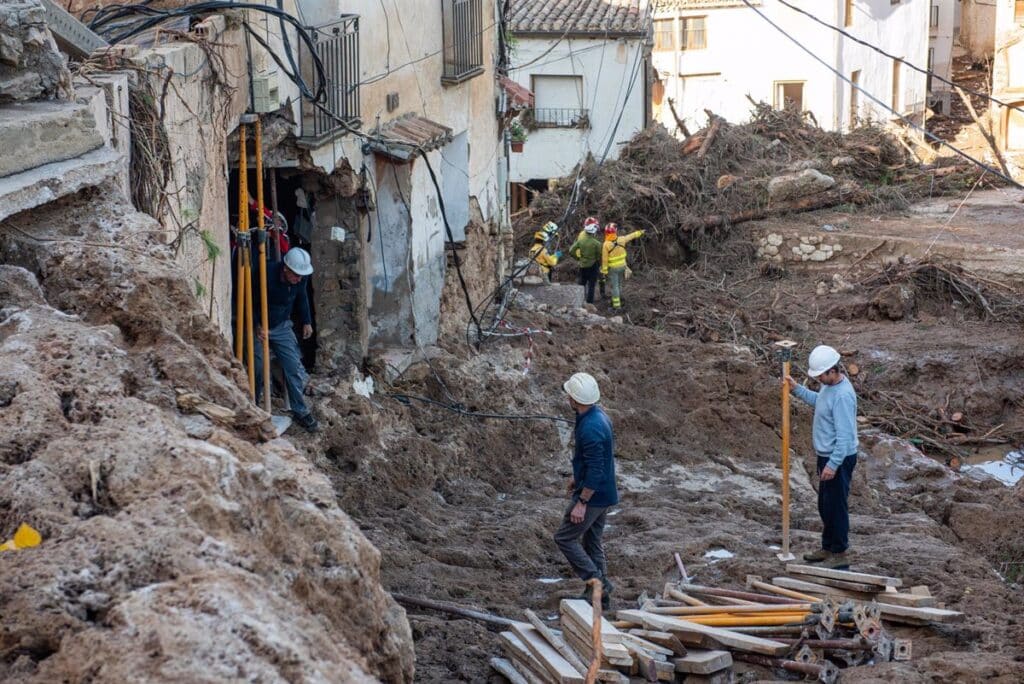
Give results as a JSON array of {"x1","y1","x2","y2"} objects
[{"x1": 554, "y1": 372, "x2": 619, "y2": 608}]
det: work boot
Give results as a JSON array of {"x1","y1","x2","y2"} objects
[
  {"x1": 822, "y1": 552, "x2": 850, "y2": 570},
  {"x1": 803, "y1": 548, "x2": 831, "y2": 563},
  {"x1": 577, "y1": 583, "x2": 612, "y2": 610},
  {"x1": 294, "y1": 412, "x2": 319, "y2": 433}
]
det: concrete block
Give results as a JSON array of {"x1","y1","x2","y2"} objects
[
  {"x1": 0, "y1": 146, "x2": 122, "y2": 222},
  {"x1": 519, "y1": 282, "x2": 585, "y2": 309},
  {"x1": 0, "y1": 100, "x2": 103, "y2": 178}
]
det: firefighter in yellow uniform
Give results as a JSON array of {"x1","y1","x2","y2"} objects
[
  {"x1": 529, "y1": 221, "x2": 561, "y2": 282},
  {"x1": 600, "y1": 223, "x2": 644, "y2": 309}
]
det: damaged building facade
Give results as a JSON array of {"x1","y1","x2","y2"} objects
[{"x1": 992, "y1": 0, "x2": 1024, "y2": 177}]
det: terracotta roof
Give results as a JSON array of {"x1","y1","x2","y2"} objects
[
  {"x1": 367, "y1": 115, "x2": 454, "y2": 161},
  {"x1": 500, "y1": 75, "x2": 535, "y2": 109},
  {"x1": 509, "y1": 0, "x2": 649, "y2": 37},
  {"x1": 654, "y1": 0, "x2": 755, "y2": 10}
]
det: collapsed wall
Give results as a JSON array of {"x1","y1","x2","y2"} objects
[{"x1": 0, "y1": 189, "x2": 414, "y2": 680}]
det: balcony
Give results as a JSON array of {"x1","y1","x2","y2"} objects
[
  {"x1": 525, "y1": 108, "x2": 591, "y2": 129},
  {"x1": 300, "y1": 15, "x2": 360, "y2": 143},
  {"x1": 442, "y1": 0, "x2": 484, "y2": 85}
]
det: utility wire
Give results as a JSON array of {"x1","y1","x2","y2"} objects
[
  {"x1": 773, "y1": 0, "x2": 1024, "y2": 117},
  {"x1": 738, "y1": 0, "x2": 1022, "y2": 189}
]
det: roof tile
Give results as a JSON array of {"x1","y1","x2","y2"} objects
[{"x1": 509, "y1": 0, "x2": 648, "y2": 36}]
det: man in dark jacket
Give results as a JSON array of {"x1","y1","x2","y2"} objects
[
  {"x1": 254, "y1": 247, "x2": 318, "y2": 432},
  {"x1": 554, "y1": 372, "x2": 619, "y2": 607}
]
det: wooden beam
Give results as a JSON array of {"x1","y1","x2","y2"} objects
[
  {"x1": 672, "y1": 649, "x2": 733, "y2": 675},
  {"x1": 616, "y1": 610, "x2": 790, "y2": 657},
  {"x1": 784, "y1": 564, "x2": 902, "y2": 588},
  {"x1": 627, "y1": 630, "x2": 688, "y2": 657},
  {"x1": 875, "y1": 592, "x2": 937, "y2": 608},
  {"x1": 746, "y1": 576, "x2": 819, "y2": 602},
  {"x1": 525, "y1": 610, "x2": 588, "y2": 675},
  {"x1": 490, "y1": 657, "x2": 534, "y2": 684},
  {"x1": 785, "y1": 571, "x2": 883, "y2": 593},
  {"x1": 392, "y1": 593, "x2": 516, "y2": 628},
  {"x1": 500, "y1": 631, "x2": 556, "y2": 684},
  {"x1": 511, "y1": 623, "x2": 586, "y2": 684},
  {"x1": 771, "y1": 576, "x2": 875, "y2": 601},
  {"x1": 561, "y1": 600, "x2": 626, "y2": 644}
]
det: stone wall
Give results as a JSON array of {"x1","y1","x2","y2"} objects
[
  {"x1": 756, "y1": 230, "x2": 845, "y2": 264},
  {"x1": 0, "y1": 0, "x2": 71, "y2": 103}
]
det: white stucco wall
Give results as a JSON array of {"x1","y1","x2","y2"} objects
[
  {"x1": 928, "y1": 0, "x2": 955, "y2": 97},
  {"x1": 651, "y1": 0, "x2": 929, "y2": 133},
  {"x1": 507, "y1": 35, "x2": 648, "y2": 182},
  {"x1": 960, "y1": 0, "x2": 997, "y2": 59},
  {"x1": 992, "y1": 0, "x2": 1024, "y2": 174}
]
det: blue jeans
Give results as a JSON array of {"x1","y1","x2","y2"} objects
[
  {"x1": 255, "y1": 320, "x2": 309, "y2": 417},
  {"x1": 817, "y1": 454, "x2": 857, "y2": 553}
]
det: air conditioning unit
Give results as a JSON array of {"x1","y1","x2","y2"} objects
[{"x1": 252, "y1": 73, "x2": 279, "y2": 114}]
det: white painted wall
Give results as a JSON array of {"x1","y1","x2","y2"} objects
[
  {"x1": 992, "y1": 0, "x2": 1024, "y2": 172},
  {"x1": 507, "y1": 35, "x2": 648, "y2": 182},
  {"x1": 960, "y1": 0, "x2": 997, "y2": 59},
  {"x1": 928, "y1": 0, "x2": 955, "y2": 111},
  {"x1": 652, "y1": 0, "x2": 929, "y2": 134}
]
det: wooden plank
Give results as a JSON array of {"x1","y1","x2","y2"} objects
[
  {"x1": 620, "y1": 634, "x2": 674, "y2": 657},
  {"x1": 511, "y1": 623, "x2": 585, "y2": 684},
  {"x1": 786, "y1": 570, "x2": 884, "y2": 593},
  {"x1": 559, "y1": 619, "x2": 631, "y2": 661},
  {"x1": 490, "y1": 657, "x2": 532, "y2": 684},
  {"x1": 785, "y1": 563, "x2": 902, "y2": 588},
  {"x1": 910, "y1": 585, "x2": 932, "y2": 597},
  {"x1": 745, "y1": 575, "x2": 819, "y2": 602},
  {"x1": 874, "y1": 602, "x2": 964, "y2": 624},
  {"x1": 771, "y1": 576, "x2": 875, "y2": 601},
  {"x1": 560, "y1": 626, "x2": 632, "y2": 669},
  {"x1": 875, "y1": 592, "x2": 937, "y2": 608},
  {"x1": 500, "y1": 631, "x2": 555, "y2": 684},
  {"x1": 616, "y1": 610, "x2": 789, "y2": 657},
  {"x1": 672, "y1": 649, "x2": 733, "y2": 675},
  {"x1": 627, "y1": 630, "x2": 687, "y2": 656},
  {"x1": 561, "y1": 599, "x2": 626, "y2": 644},
  {"x1": 525, "y1": 609, "x2": 588, "y2": 675},
  {"x1": 644, "y1": 603, "x2": 813, "y2": 616},
  {"x1": 683, "y1": 671, "x2": 734, "y2": 684}
]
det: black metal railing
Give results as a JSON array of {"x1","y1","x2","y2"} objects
[
  {"x1": 301, "y1": 15, "x2": 360, "y2": 140},
  {"x1": 529, "y1": 108, "x2": 591, "y2": 128},
  {"x1": 442, "y1": 0, "x2": 484, "y2": 84}
]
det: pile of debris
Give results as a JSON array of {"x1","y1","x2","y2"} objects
[
  {"x1": 491, "y1": 559, "x2": 963, "y2": 683},
  {"x1": 525, "y1": 104, "x2": 998, "y2": 244}
]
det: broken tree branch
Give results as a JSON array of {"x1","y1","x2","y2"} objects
[
  {"x1": 953, "y1": 85, "x2": 1012, "y2": 180},
  {"x1": 391, "y1": 593, "x2": 516, "y2": 629},
  {"x1": 666, "y1": 97, "x2": 691, "y2": 138}
]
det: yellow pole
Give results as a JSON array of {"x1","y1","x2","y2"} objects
[
  {"x1": 234, "y1": 123, "x2": 247, "y2": 360},
  {"x1": 680, "y1": 613, "x2": 810, "y2": 627},
  {"x1": 238, "y1": 121, "x2": 256, "y2": 399},
  {"x1": 781, "y1": 356, "x2": 792, "y2": 559},
  {"x1": 254, "y1": 119, "x2": 272, "y2": 413}
]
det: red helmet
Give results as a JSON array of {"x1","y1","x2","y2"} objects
[{"x1": 604, "y1": 222, "x2": 618, "y2": 235}]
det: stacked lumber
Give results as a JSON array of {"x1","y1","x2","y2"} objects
[{"x1": 768, "y1": 564, "x2": 965, "y2": 626}]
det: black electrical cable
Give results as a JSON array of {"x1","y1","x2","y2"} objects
[
  {"x1": 390, "y1": 392, "x2": 570, "y2": 424},
  {"x1": 738, "y1": 0, "x2": 1022, "y2": 190},
  {"x1": 773, "y1": 0, "x2": 1024, "y2": 118}
]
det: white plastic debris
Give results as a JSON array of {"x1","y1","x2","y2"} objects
[
  {"x1": 703, "y1": 549, "x2": 735, "y2": 562},
  {"x1": 352, "y1": 373, "x2": 374, "y2": 398}
]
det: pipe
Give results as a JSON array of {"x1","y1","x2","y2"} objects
[
  {"x1": 774, "y1": 637, "x2": 873, "y2": 650},
  {"x1": 676, "y1": 583, "x2": 810, "y2": 605},
  {"x1": 733, "y1": 653, "x2": 839, "y2": 684},
  {"x1": 234, "y1": 123, "x2": 247, "y2": 361},
  {"x1": 730, "y1": 625, "x2": 810, "y2": 635},
  {"x1": 666, "y1": 588, "x2": 708, "y2": 607},
  {"x1": 679, "y1": 613, "x2": 811, "y2": 627},
  {"x1": 780, "y1": 354, "x2": 792, "y2": 557},
  {"x1": 254, "y1": 119, "x2": 271, "y2": 413},
  {"x1": 647, "y1": 603, "x2": 813, "y2": 616}
]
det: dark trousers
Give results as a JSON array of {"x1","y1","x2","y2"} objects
[
  {"x1": 553, "y1": 501, "x2": 610, "y2": 586},
  {"x1": 817, "y1": 454, "x2": 857, "y2": 553},
  {"x1": 578, "y1": 264, "x2": 600, "y2": 304}
]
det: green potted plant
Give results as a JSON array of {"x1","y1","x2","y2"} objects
[{"x1": 509, "y1": 119, "x2": 526, "y2": 152}]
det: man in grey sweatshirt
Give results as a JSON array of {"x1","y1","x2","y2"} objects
[{"x1": 786, "y1": 345, "x2": 859, "y2": 570}]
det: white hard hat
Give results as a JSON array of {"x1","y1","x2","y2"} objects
[
  {"x1": 584, "y1": 222, "x2": 599, "y2": 234},
  {"x1": 807, "y1": 345, "x2": 841, "y2": 378},
  {"x1": 283, "y1": 247, "x2": 314, "y2": 276},
  {"x1": 563, "y1": 372, "x2": 600, "y2": 405}
]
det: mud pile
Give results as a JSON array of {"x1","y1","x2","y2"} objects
[{"x1": 0, "y1": 191, "x2": 413, "y2": 682}]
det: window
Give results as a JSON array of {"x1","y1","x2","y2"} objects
[
  {"x1": 930, "y1": 4, "x2": 939, "y2": 28},
  {"x1": 774, "y1": 81, "x2": 805, "y2": 111},
  {"x1": 844, "y1": 0, "x2": 854, "y2": 27},
  {"x1": 850, "y1": 70, "x2": 861, "y2": 126},
  {"x1": 653, "y1": 19, "x2": 675, "y2": 51},
  {"x1": 442, "y1": 0, "x2": 484, "y2": 84},
  {"x1": 892, "y1": 59, "x2": 901, "y2": 111},
  {"x1": 1017, "y1": 0, "x2": 1024, "y2": 23},
  {"x1": 301, "y1": 17, "x2": 360, "y2": 139},
  {"x1": 529, "y1": 75, "x2": 589, "y2": 127},
  {"x1": 680, "y1": 16, "x2": 706, "y2": 50}
]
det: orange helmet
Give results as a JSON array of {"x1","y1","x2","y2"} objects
[{"x1": 604, "y1": 222, "x2": 618, "y2": 236}]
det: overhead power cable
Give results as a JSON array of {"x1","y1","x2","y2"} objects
[
  {"x1": 773, "y1": 0, "x2": 1024, "y2": 117},
  {"x1": 738, "y1": 0, "x2": 1022, "y2": 190}
]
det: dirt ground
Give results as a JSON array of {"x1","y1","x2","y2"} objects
[{"x1": 285, "y1": 204, "x2": 1024, "y2": 682}]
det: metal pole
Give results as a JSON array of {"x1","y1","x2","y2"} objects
[
  {"x1": 255, "y1": 119, "x2": 272, "y2": 414},
  {"x1": 269, "y1": 167, "x2": 281, "y2": 262},
  {"x1": 239, "y1": 117, "x2": 256, "y2": 399},
  {"x1": 234, "y1": 123, "x2": 247, "y2": 361}
]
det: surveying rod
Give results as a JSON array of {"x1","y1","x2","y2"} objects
[{"x1": 775, "y1": 340, "x2": 797, "y2": 562}]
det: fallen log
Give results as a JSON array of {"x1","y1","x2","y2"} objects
[
  {"x1": 696, "y1": 114, "x2": 723, "y2": 160},
  {"x1": 391, "y1": 593, "x2": 516, "y2": 628},
  {"x1": 681, "y1": 183, "x2": 869, "y2": 232}
]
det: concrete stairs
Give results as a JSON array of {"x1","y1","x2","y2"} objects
[{"x1": 0, "y1": 76, "x2": 128, "y2": 223}]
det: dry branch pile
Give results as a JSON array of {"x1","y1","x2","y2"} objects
[{"x1": 525, "y1": 105, "x2": 998, "y2": 244}]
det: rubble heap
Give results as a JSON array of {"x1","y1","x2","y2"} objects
[{"x1": 0, "y1": 1, "x2": 72, "y2": 103}]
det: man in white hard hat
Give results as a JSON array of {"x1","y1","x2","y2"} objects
[
  {"x1": 554, "y1": 372, "x2": 619, "y2": 608},
  {"x1": 254, "y1": 247, "x2": 318, "y2": 432},
  {"x1": 785, "y1": 345, "x2": 859, "y2": 569}
]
